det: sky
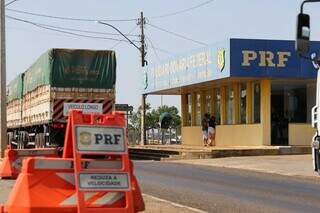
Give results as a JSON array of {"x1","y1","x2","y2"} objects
[{"x1": 5, "y1": 0, "x2": 320, "y2": 111}]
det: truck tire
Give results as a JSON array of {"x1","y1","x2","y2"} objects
[
  {"x1": 7, "y1": 132, "x2": 13, "y2": 147},
  {"x1": 39, "y1": 133, "x2": 45, "y2": 148},
  {"x1": 35, "y1": 134, "x2": 39, "y2": 148},
  {"x1": 35, "y1": 133, "x2": 45, "y2": 148},
  {"x1": 18, "y1": 131, "x2": 29, "y2": 149}
]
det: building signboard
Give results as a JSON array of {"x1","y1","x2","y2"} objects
[{"x1": 143, "y1": 38, "x2": 320, "y2": 94}]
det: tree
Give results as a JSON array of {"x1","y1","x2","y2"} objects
[{"x1": 128, "y1": 103, "x2": 181, "y2": 145}]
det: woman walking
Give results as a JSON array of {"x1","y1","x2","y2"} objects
[
  {"x1": 208, "y1": 116, "x2": 216, "y2": 146},
  {"x1": 201, "y1": 114, "x2": 209, "y2": 146}
]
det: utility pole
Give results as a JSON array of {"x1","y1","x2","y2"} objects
[
  {"x1": 0, "y1": 0, "x2": 6, "y2": 157},
  {"x1": 98, "y1": 15, "x2": 148, "y2": 146},
  {"x1": 138, "y1": 12, "x2": 147, "y2": 146}
]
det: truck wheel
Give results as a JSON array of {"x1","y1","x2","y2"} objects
[
  {"x1": 7, "y1": 132, "x2": 14, "y2": 147},
  {"x1": 18, "y1": 131, "x2": 29, "y2": 149},
  {"x1": 38, "y1": 133, "x2": 45, "y2": 148},
  {"x1": 35, "y1": 134, "x2": 39, "y2": 148},
  {"x1": 17, "y1": 138, "x2": 25, "y2": 149}
]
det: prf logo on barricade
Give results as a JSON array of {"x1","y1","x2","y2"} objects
[{"x1": 75, "y1": 125, "x2": 126, "y2": 153}]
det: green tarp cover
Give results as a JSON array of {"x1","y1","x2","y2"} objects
[
  {"x1": 7, "y1": 74, "x2": 23, "y2": 102},
  {"x1": 23, "y1": 48, "x2": 116, "y2": 94}
]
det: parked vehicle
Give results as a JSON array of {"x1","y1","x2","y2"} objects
[
  {"x1": 296, "y1": 0, "x2": 320, "y2": 174},
  {"x1": 6, "y1": 48, "x2": 116, "y2": 148}
]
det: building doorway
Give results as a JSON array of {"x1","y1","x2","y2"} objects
[
  {"x1": 271, "y1": 86, "x2": 288, "y2": 145},
  {"x1": 271, "y1": 82, "x2": 307, "y2": 146}
]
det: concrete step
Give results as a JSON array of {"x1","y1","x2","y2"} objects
[{"x1": 129, "y1": 148, "x2": 180, "y2": 160}]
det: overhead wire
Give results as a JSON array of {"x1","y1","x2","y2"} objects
[
  {"x1": 110, "y1": 25, "x2": 139, "y2": 49},
  {"x1": 146, "y1": 36, "x2": 161, "y2": 62},
  {"x1": 5, "y1": 0, "x2": 20, "y2": 7},
  {"x1": 6, "y1": 8, "x2": 137, "y2": 22},
  {"x1": 7, "y1": 15, "x2": 140, "y2": 43},
  {"x1": 149, "y1": 0, "x2": 214, "y2": 19},
  {"x1": 147, "y1": 23, "x2": 208, "y2": 46},
  {"x1": 33, "y1": 23, "x2": 139, "y2": 37}
]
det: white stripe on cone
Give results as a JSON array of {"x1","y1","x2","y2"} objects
[
  {"x1": 57, "y1": 173, "x2": 124, "y2": 206},
  {"x1": 93, "y1": 192, "x2": 124, "y2": 205}
]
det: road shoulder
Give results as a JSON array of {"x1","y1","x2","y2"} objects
[{"x1": 171, "y1": 154, "x2": 319, "y2": 179}]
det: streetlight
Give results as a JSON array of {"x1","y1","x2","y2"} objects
[
  {"x1": 97, "y1": 21, "x2": 141, "y2": 54},
  {"x1": 97, "y1": 17, "x2": 148, "y2": 146}
]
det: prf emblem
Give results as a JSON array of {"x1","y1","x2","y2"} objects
[
  {"x1": 217, "y1": 48, "x2": 225, "y2": 71},
  {"x1": 79, "y1": 131, "x2": 92, "y2": 146}
]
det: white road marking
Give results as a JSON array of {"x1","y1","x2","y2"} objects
[{"x1": 143, "y1": 193, "x2": 208, "y2": 213}]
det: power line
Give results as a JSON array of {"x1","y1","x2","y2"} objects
[
  {"x1": 147, "y1": 23, "x2": 208, "y2": 46},
  {"x1": 36, "y1": 23, "x2": 139, "y2": 37},
  {"x1": 146, "y1": 36, "x2": 172, "y2": 56},
  {"x1": 5, "y1": 0, "x2": 20, "y2": 7},
  {"x1": 152, "y1": 46, "x2": 172, "y2": 55},
  {"x1": 110, "y1": 25, "x2": 139, "y2": 49},
  {"x1": 150, "y1": 0, "x2": 214, "y2": 19},
  {"x1": 6, "y1": 8, "x2": 137, "y2": 22},
  {"x1": 7, "y1": 15, "x2": 139, "y2": 42},
  {"x1": 146, "y1": 36, "x2": 161, "y2": 62}
]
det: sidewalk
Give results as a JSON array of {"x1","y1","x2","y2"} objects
[{"x1": 173, "y1": 154, "x2": 319, "y2": 178}]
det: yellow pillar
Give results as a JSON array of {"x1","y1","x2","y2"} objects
[
  {"x1": 233, "y1": 83, "x2": 240, "y2": 124},
  {"x1": 220, "y1": 86, "x2": 227, "y2": 125},
  {"x1": 210, "y1": 88, "x2": 216, "y2": 117},
  {"x1": 181, "y1": 94, "x2": 188, "y2": 127},
  {"x1": 246, "y1": 81, "x2": 253, "y2": 124},
  {"x1": 261, "y1": 79, "x2": 271, "y2": 146},
  {"x1": 191, "y1": 92, "x2": 197, "y2": 126},
  {"x1": 200, "y1": 91, "x2": 206, "y2": 121}
]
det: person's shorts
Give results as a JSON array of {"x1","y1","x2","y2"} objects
[
  {"x1": 208, "y1": 127, "x2": 215, "y2": 135},
  {"x1": 202, "y1": 130, "x2": 208, "y2": 140}
]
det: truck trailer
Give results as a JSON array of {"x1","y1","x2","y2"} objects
[{"x1": 6, "y1": 48, "x2": 116, "y2": 148}]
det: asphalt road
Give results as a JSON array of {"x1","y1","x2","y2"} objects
[{"x1": 134, "y1": 161, "x2": 320, "y2": 213}]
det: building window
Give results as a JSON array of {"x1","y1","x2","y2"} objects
[
  {"x1": 287, "y1": 85, "x2": 307, "y2": 123},
  {"x1": 215, "y1": 88, "x2": 221, "y2": 124},
  {"x1": 253, "y1": 82, "x2": 261, "y2": 123},
  {"x1": 187, "y1": 94, "x2": 191, "y2": 126},
  {"x1": 196, "y1": 93, "x2": 201, "y2": 126},
  {"x1": 227, "y1": 86, "x2": 234, "y2": 125},
  {"x1": 240, "y1": 83, "x2": 246, "y2": 124},
  {"x1": 205, "y1": 94, "x2": 211, "y2": 115},
  {"x1": 271, "y1": 82, "x2": 307, "y2": 123}
]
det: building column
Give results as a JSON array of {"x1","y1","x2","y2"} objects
[
  {"x1": 246, "y1": 81, "x2": 253, "y2": 124},
  {"x1": 233, "y1": 83, "x2": 240, "y2": 124},
  {"x1": 261, "y1": 79, "x2": 271, "y2": 146},
  {"x1": 220, "y1": 86, "x2": 227, "y2": 125},
  {"x1": 200, "y1": 91, "x2": 206, "y2": 121},
  {"x1": 181, "y1": 94, "x2": 188, "y2": 127},
  {"x1": 210, "y1": 88, "x2": 216, "y2": 118},
  {"x1": 191, "y1": 92, "x2": 197, "y2": 126}
]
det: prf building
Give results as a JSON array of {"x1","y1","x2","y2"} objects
[{"x1": 142, "y1": 38, "x2": 319, "y2": 147}]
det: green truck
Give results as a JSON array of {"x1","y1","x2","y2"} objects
[{"x1": 7, "y1": 48, "x2": 116, "y2": 148}]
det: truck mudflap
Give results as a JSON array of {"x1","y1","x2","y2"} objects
[{"x1": 311, "y1": 136, "x2": 320, "y2": 174}]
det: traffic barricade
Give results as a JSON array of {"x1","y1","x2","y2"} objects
[
  {"x1": 1, "y1": 110, "x2": 145, "y2": 213},
  {"x1": 0, "y1": 147, "x2": 59, "y2": 179}
]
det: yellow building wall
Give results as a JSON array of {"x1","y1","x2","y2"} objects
[
  {"x1": 216, "y1": 124, "x2": 263, "y2": 146},
  {"x1": 181, "y1": 126, "x2": 203, "y2": 146},
  {"x1": 182, "y1": 124, "x2": 263, "y2": 147},
  {"x1": 261, "y1": 79, "x2": 271, "y2": 146},
  {"x1": 288, "y1": 123, "x2": 314, "y2": 146}
]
